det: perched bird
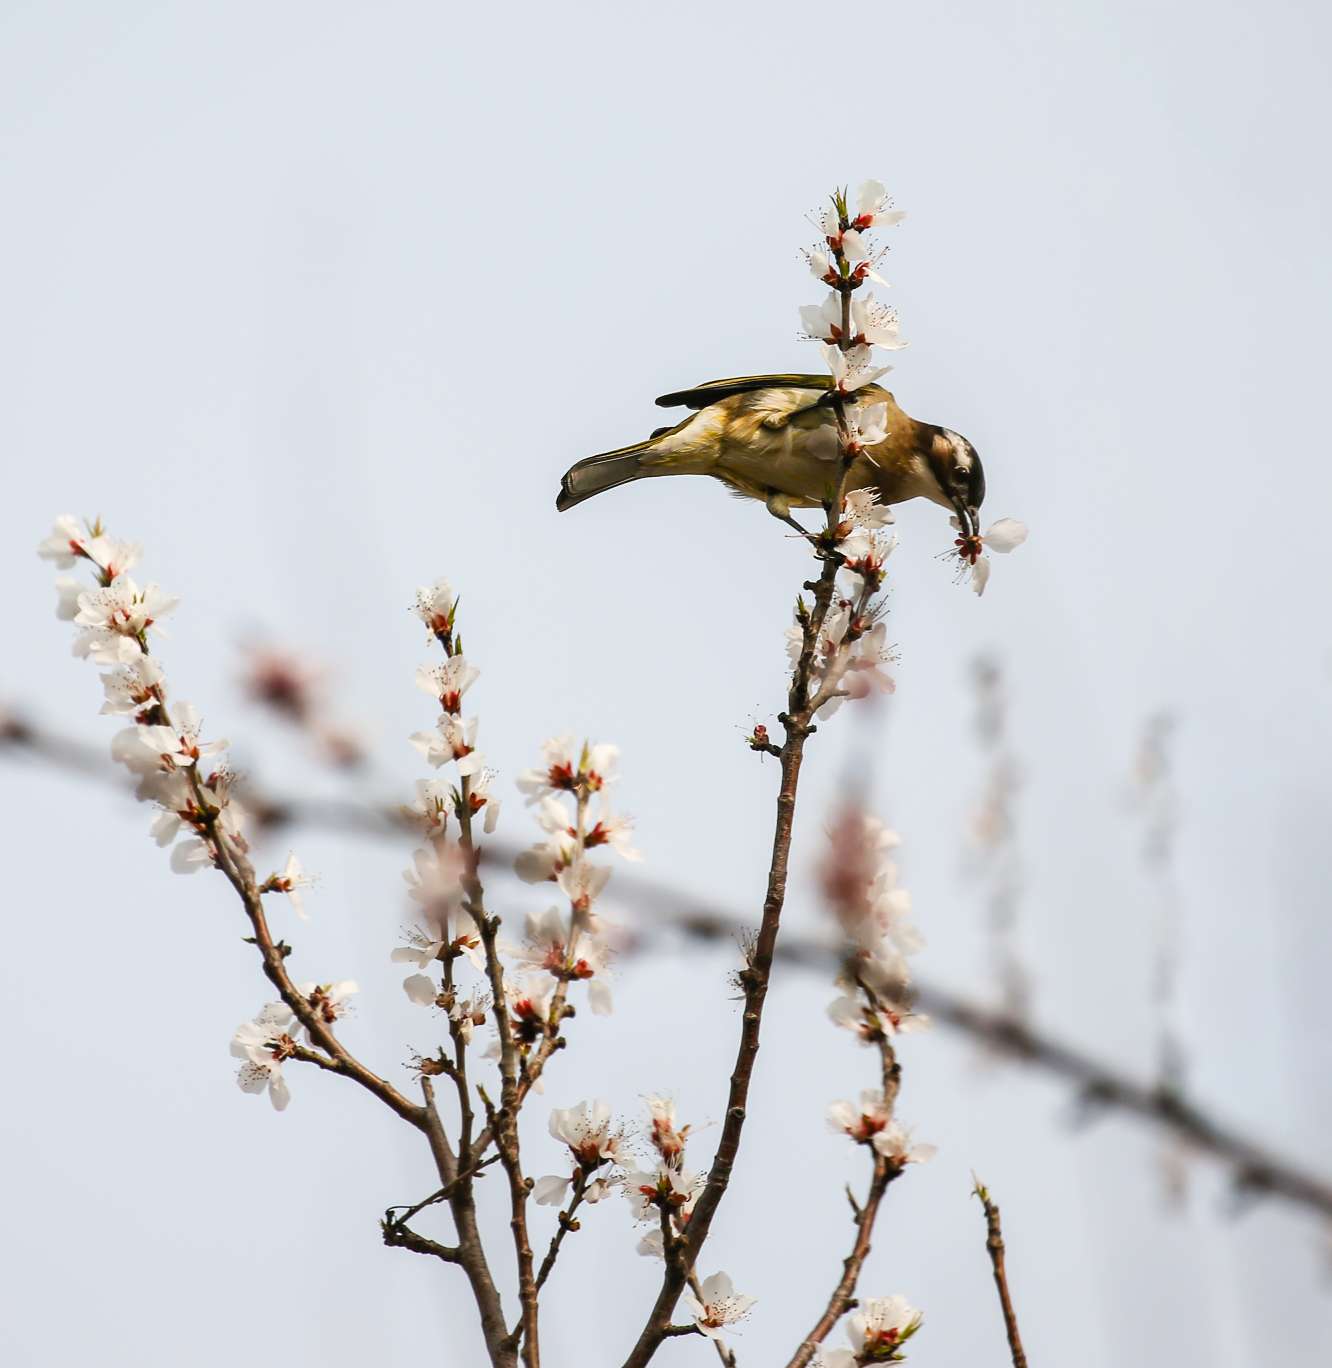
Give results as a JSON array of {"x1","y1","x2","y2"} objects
[{"x1": 557, "y1": 374, "x2": 986, "y2": 539}]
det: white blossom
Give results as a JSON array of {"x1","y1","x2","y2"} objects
[
  {"x1": 850, "y1": 295, "x2": 905, "y2": 350},
  {"x1": 583, "y1": 809, "x2": 640, "y2": 861},
  {"x1": 622, "y1": 1165, "x2": 704, "y2": 1221},
  {"x1": 823, "y1": 343, "x2": 890, "y2": 396},
  {"x1": 112, "y1": 702, "x2": 226, "y2": 772},
  {"x1": 37, "y1": 515, "x2": 90, "y2": 568},
  {"x1": 38, "y1": 517, "x2": 141, "y2": 580},
  {"x1": 72, "y1": 579, "x2": 177, "y2": 659},
  {"x1": 534, "y1": 1099, "x2": 626, "y2": 1205},
  {"x1": 954, "y1": 516, "x2": 1029, "y2": 596},
  {"x1": 514, "y1": 797, "x2": 580, "y2": 882},
  {"x1": 402, "y1": 778, "x2": 451, "y2": 836},
  {"x1": 462, "y1": 767, "x2": 501, "y2": 833},
  {"x1": 549, "y1": 1099, "x2": 623, "y2": 1166},
  {"x1": 853, "y1": 180, "x2": 907, "y2": 230},
  {"x1": 263, "y1": 852, "x2": 315, "y2": 920},
  {"x1": 409, "y1": 714, "x2": 483, "y2": 774},
  {"x1": 556, "y1": 858, "x2": 611, "y2": 915},
  {"x1": 827, "y1": 1089, "x2": 895, "y2": 1144},
  {"x1": 415, "y1": 656, "x2": 479, "y2": 714},
  {"x1": 828, "y1": 992, "x2": 928, "y2": 1041},
  {"x1": 98, "y1": 655, "x2": 166, "y2": 718},
  {"x1": 807, "y1": 248, "x2": 837, "y2": 284},
  {"x1": 231, "y1": 1003, "x2": 297, "y2": 1111},
  {"x1": 413, "y1": 579, "x2": 458, "y2": 640},
  {"x1": 844, "y1": 488, "x2": 894, "y2": 530},
  {"x1": 514, "y1": 834, "x2": 576, "y2": 884},
  {"x1": 846, "y1": 1295, "x2": 922, "y2": 1361},
  {"x1": 871, "y1": 1121, "x2": 937, "y2": 1168},
  {"x1": 682, "y1": 1271, "x2": 757, "y2": 1342},
  {"x1": 517, "y1": 736, "x2": 619, "y2": 802},
  {"x1": 450, "y1": 991, "x2": 490, "y2": 1042},
  {"x1": 644, "y1": 1093, "x2": 690, "y2": 1164},
  {"x1": 299, "y1": 980, "x2": 358, "y2": 1042},
  {"x1": 800, "y1": 293, "x2": 845, "y2": 344},
  {"x1": 504, "y1": 975, "x2": 557, "y2": 1037}
]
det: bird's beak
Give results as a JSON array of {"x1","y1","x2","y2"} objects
[{"x1": 952, "y1": 499, "x2": 977, "y2": 540}]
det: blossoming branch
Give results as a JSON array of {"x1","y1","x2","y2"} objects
[{"x1": 37, "y1": 182, "x2": 1035, "y2": 1368}]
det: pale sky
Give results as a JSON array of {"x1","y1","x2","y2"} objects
[{"x1": 3, "y1": 2, "x2": 1330, "y2": 1365}]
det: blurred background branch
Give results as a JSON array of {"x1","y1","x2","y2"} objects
[{"x1": 6, "y1": 704, "x2": 1329, "y2": 1227}]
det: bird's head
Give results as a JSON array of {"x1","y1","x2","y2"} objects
[{"x1": 926, "y1": 428, "x2": 986, "y2": 540}]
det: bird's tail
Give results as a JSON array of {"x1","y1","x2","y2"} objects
[{"x1": 556, "y1": 440, "x2": 654, "y2": 512}]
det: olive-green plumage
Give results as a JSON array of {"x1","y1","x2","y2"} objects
[{"x1": 557, "y1": 374, "x2": 986, "y2": 535}]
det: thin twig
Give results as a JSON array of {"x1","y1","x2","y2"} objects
[
  {"x1": 459, "y1": 769, "x2": 539, "y2": 1368},
  {"x1": 973, "y1": 1179, "x2": 1029, "y2": 1368},
  {"x1": 787, "y1": 1157, "x2": 893, "y2": 1368},
  {"x1": 380, "y1": 1217, "x2": 462, "y2": 1263},
  {"x1": 534, "y1": 1172, "x2": 588, "y2": 1292}
]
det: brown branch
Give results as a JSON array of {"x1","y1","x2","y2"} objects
[
  {"x1": 418, "y1": 1080, "x2": 513, "y2": 1367},
  {"x1": 135, "y1": 680, "x2": 427, "y2": 1132},
  {"x1": 620, "y1": 312, "x2": 860, "y2": 1365},
  {"x1": 973, "y1": 1180, "x2": 1029, "y2": 1368},
  {"x1": 619, "y1": 688, "x2": 822, "y2": 1366},
  {"x1": 477, "y1": 1084, "x2": 539, "y2": 1368},
  {"x1": 459, "y1": 778, "x2": 540, "y2": 1368},
  {"x1": 8, "y1": 714, "x2": 1332, "y2": 1226}
]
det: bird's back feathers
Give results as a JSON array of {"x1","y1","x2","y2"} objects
[{"x1": 655, "y1": 374, "x2": 833, "y2": 409}]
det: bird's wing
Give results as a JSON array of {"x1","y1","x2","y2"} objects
[{"x1": 654, "y1": 374, "x2": 833, "y2": 409}]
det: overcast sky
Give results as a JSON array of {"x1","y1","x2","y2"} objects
[{"x1": 3, "y1": 2, "x2": 1331, "y2": 1365}]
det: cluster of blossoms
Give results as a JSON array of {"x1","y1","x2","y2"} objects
[
  {"x1": 523, "y1": 1088, "x2": 753, "y2": 1346},
  {"x1": 817, "y1": 807, "x2": 931, "y2": 1360},
  {"x1": 398, "y1": 580, "x2": 637, "y2": 1083},
  {"x1": 802, "y1": 183, "x2": 1027, "y2": 597},
  {"x1": 506, "y1": 734, "x2": 640, "y2": 1018},
  {"x1": 783, "y1": 525, "x2": 899, "y2": 724},
  {"x1": 619, "y1": 1093, "x2": 756, "y2": 1346},
  {"x1": 802, "y1": 180, "x2": 908, "y2": 490},
  {"x1": 38, "y1": 516, "x2": 356, "y2": 1112},
  {"x1": 622, "y1": 1093, "x2": 703, "y2": 1255},
  {"x1": 533, "y1": 1099, "x2": 627, "y2": 1206},
  {"x1": 393, "y1": 578, "x2": 512, "y2": 1059},
  {"x1": 822, "y1": 811, "x2": 925, "y2": 1020},
  {"x1": 230, "y1": 982, "x2": 357, "y2": 1110}
]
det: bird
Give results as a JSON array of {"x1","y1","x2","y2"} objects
[{"x1": 556, "y1": 373, "x2": 987, "y2": 540}]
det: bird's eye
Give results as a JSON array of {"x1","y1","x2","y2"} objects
[{"x1": 953, "y1": 466, "x2": 968, "y2": 483}]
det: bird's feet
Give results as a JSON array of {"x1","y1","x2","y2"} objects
[{"x1": 765, "y1": 491, "x2": 816, "y2": 542}]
